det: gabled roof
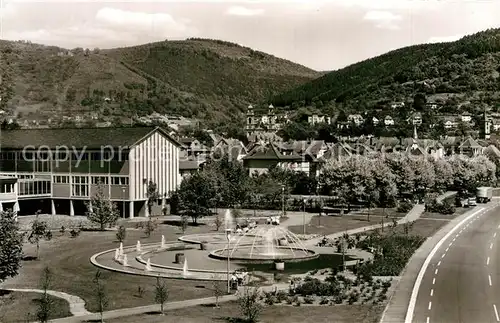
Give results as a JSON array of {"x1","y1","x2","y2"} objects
[
  {"x1": 0, "y1": 126, "x2": 181, "y2": 149},
  {"x1": 459, "y1": 136, "x2": 482, "y2": 149},
  {"x1": 484, "y1": 145, "x2": 500, "y2": 159},
  {"x1": 243, "y1": 143, "x2": 302, "y2": 161},
  {"x1": 320, "y1": 142, "x2": 352, "y2": 162},
  {"x1": 306, "y1": 140, "x2": 327, "y2": 156}
]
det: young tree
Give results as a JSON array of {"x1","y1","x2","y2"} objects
[
  {"x1": 93, "y1": 270, "x2": 108, "y2": 323},
  {"x1": 154, "y1": 276, "x2": 169, "y2": 315},
  {"x1": 86, "y1": 184, "x2": 119, "y2": 231},
  {"x1": 0, "y1": 210, "x2": 24, "y2": 284},
  {"x1": 144, "y1": 217, "x2": 158, "y2": 237},
  {"x1": 146, "y1": 180, "x2": 160, "y2": 217},
  {"x1": 116, "y1": 225, "x2": 126, "y2": 242},
  {"x1": 180, "y1": 215, "x2": 189, "y2": 234},
  {"x1": 238, "y1": 287, "x2": 262, "y2": 323},
  {"x1": 213, "y1": 215, "x2": 223, "y2": 231},
  {"x1": 211, "y1": 275, "x2": 225, "y2": 308},
  {"x1": 36, "y1": 267, "x2": 54, "y2": 323},
  {"x1": 28, "y1": 211, "x2": 53, "y2": 259}
]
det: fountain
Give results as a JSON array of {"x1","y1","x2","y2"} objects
[
  {"x1": 183, "y1": 257, "x2": 189, "y2": 276},
  {"x1": 119, "y1": 242, "x2": 124, "y2": 256},
  {"x1": 145, "y1": 258, "x2": 152, "y2": 271},
  {"x1": 161, "y1": 235, "x2": 166, "y2": 249},
  {"x1": 136, "y1": 241, "x2": 142, "y2": 252},
  {"x1": 209, "y1": 225, "x2": 318, "y2": 264},
  {"x1": 224, "y1": 209, "x2": 234, "y2": 231},
  {"x1": 114, "y1": 248, "x2": 120, "y2": 261},
  {"x1": 122, "y1": 254, "x2": 128, "y2": 266}
]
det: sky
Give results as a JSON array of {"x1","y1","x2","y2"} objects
[{"x1": 0, "y1": 0, "x2": 500, "y2": 71}]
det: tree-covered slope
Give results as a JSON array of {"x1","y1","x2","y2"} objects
[
  {"x1": 272, "y1": 28, "x2": 500, "y2": 112},
  {"x1": 0, "y1": 38, "x2": 319, "y2": 126}
]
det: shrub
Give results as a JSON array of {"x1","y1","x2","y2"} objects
[
  {"x1": 69, "y1": 229, "x2": 80, "y2": 238},
  {"x1": 238, "y1": 287, "x2": 262, "y2": 323},
  {"x1": 319, "y1": 297, "x2": 329, "y2": 305},
  {"x1": 304, "y1": 295, "x2": 315, "y2": 304},
  {"x1": 59, "y1": 226, "x2": 65, "y2": 235},
  {"x1": 397, "y1": 201, "x2": 413, "y2": 213}
]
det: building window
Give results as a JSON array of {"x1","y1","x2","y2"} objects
[
  {"x1": 111, "y1": 177, "x2": 129, "y2": 185},
  {"x1": 18, "y1": 180, "x2": 51, "y2": 196},
  {"x1": 0, "y1": 183, "x2": 13, "y2": 193},
  {"x1": 71, "y1": 176, "x2": 89, "y2": 197},
  {"x1": 91, "y1": 176, "x2": 109, "y2": 185},
  {"x1": 18, "y1": 174, "x2": 34, "y2": 179},
  {"x1": 54, "y1": 175, "x2": 69, "y2": 184}
]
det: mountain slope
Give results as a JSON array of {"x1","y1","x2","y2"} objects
[
  {"x1": 0, "y1": 39, "x2": 319, "y2": 125},
  {"x1": 272, "y1": 28, "x2": 500, "y2": 113}
]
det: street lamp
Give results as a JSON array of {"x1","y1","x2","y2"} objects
[
  {"x1": 121, "y1": 186, "x2": 127, "y2": 218},
  {"x1": 225, "y1": 229, "x2": 231, "y2": 294},
  {"x1": 303, "y1": 197, "x2": 306, "y2": 235},
  {"x1": 281, "y1": 184, "x2": 285, "y2": 217}
]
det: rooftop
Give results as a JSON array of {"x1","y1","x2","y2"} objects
[{"x1": 0, "y1": 126, "x2": 181, "y2": 149}]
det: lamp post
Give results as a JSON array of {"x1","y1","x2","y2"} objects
[
  {"x1": 303, "y1": 198, "x2": 306, "y2": 235},
  {"x1": 121, "y1": 186, "x2": 127, "y2": 219},
  {"x1": 281, "y1": 184, "x2": 285, "y2": 217},
  {"x1": 225, "y1": 229, "x2": 231, "y2": 294}
]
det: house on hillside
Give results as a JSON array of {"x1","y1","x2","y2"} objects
[
  {"x1": 308, "y1": 114, "x2": 332, "y2": 125},
  {"x1": 179, "y1": 138, "x2": 210, "y2": 157},
  {"x1": 212, "y1": 138, "x2": 247, "y2": 161},
  {"x1": 347, "y1": 114, "x2": 364, "y2": 126},
  {"x1": 458, "y1": 136, "x2": 483, "y2": 157},
  {"x1": 242, "y1": 143, "x2": 302, "y2": 176},
  {"x1": 384, "y1": 116, "x2": 395, "y2": 126}
]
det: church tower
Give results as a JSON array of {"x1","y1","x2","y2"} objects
[
  {"x1": 481, "y1": 107, "x2": 491, "y2": 140},
  {"x1": 245, "y1": 105, "x2": 255, "y2": 134}
]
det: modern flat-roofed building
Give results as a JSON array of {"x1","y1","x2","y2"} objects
[{"x1": 0, "y1": 126, "x2": 181, "y2": 218}]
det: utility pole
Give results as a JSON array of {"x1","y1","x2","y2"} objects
[{"x1": 281, "y1": 185, "x2": 285, "y2": 217}]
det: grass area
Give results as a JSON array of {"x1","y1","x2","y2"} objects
[
  {"x1": 2, "y1": 222, "x2": 219, "y2": 312},
  {"x1": 106, "y1": 301, "x2": 384, "y2": 323},
  {"x1": 364, "y1": 218, "x2": 449, "y2": 238},
  {"x1": 0, "y1": 290, "x2": 71, "y2": 322},
  {"x1": 420, "y1": 207, "x2": 469, "y2": 220},
  {"x1": 288, "y1": 208, "x2": 403, "y2": 236}
]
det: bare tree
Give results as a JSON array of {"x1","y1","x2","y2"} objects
[
  {"x1": 213, "y1": 215, "x2": 222, "y2": 231},
  {"x1": 212, "y1": 275, "x2": 225, "y2": 308},
  {"x1": 93, "y1": 270, "x2": 109, "y2": 323},
  {"x1": 36, "y1": 267, "x2": 54, "y2": 323},
  {"x1": 154, "y1": 276, "x2": 169, "y2": 315}
]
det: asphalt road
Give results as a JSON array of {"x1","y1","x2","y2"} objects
[{"x1": 411, "y1": 203, "x2": 500, "y2": 323}]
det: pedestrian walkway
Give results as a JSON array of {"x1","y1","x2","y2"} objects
[{"x1": 3, "y1": 288, "x2": 91, "y2": 317}]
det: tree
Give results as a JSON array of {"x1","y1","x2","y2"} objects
[
  {"x1": 0, "y1": 210, "x2": 23, "y2": 284},
  {"x1": 28, "y1": 211, "x2": 53, "y2": 259},
  {"x1": 36, "y1": 267, "x2": 54, "y2": 323},
  {"x1": 212, "y1": 275, "x2": 225, "y2": 308},
  {"x1": 116, "y1": 225, "x2": 126, "y2": 242},
  {"x1": 238, "y1": 287, "x2": 262, "y2": 323},
  {"x1": 177, "y1": 172, "x2": 217, "y2": 224},
  {"x1": 180, "y1": 215, "x2": 189, "y2": 234},
  {"x1": 432, "y1": 158, "x2": 454, "y2": 192},
  {"x1": 213, "y1": 215, "x2": 223, "y2": 231},
  {"x1": 93, "y1": 270, "x2": 108, "y2": 323},
  {"x1": 86, "y1": 184, "x2": 119, "y2": 230},
  {"x1": 146, "y1": 180, "x2": 160, "y2": 217},
  {"x1": 154, "y1": 276, "x2": 169, "y2": 315},
  {"x1": 144, "y1": 217, "x2": 158, "y2": 237}
]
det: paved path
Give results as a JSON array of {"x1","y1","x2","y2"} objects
[{"x1": 2, "y1": 288, "x2": 91, "y2": 317}]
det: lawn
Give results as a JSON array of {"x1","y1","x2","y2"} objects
[
  {"x1": 288, "y1": 208, "x2": 403, "y2": 236},
  {"x1": 0, "y1": 290, "x2": 71, "y2": 322},
  {"x1": 420, "y1": 207, "x2": 469, "y2": 220},
  {"x1": 3, "y1": 219, "x2": 221, "y2": 313},
  {"x1": 106, "y1": 301, "x2": 384, "y2": 323},
  {"x1": 362, "y1": 218, "x2": 450, "y2": 238}
]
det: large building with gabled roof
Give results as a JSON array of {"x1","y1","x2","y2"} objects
[{"x1": 0, "y1": 126, "x2": 181, "y2": 218}]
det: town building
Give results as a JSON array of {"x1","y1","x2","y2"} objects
[{"x1": 0, "y1": 127, "x2": 180, "y2": 217}]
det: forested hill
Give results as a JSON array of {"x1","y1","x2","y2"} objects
[
  {"x1": 0, "y1": 38, "x2": 320, "y2": 129},
  {"x1": 271, "y1": 28, "x2": 500, "y2": 113}
]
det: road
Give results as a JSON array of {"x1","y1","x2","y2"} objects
[{"x1": 407, "y1": 203, "x2": 500, "y2": 323}]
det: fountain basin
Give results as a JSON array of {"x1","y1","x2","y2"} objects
[{"x1": 209, "y1": 246, "x2": 318, "y2": 264}]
